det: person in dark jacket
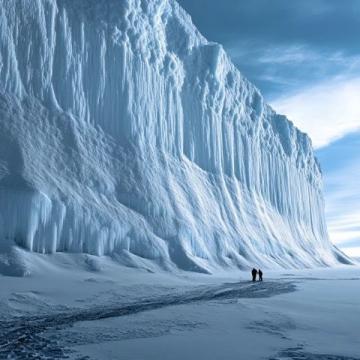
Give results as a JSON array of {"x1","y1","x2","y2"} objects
[
  {"x1": 258, "y1": 269, "x2": 263, "y2": 281},
  {"x1": 251, "y1": 268, "x2": 257, "y2": 282}
]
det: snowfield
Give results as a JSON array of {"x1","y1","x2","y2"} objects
[
  {"x1": 0, "y1": 0, "x2": 351, "y2": 272},
  {"x1": 0, "y1": 253, "x2": 359, "y2": 359}
]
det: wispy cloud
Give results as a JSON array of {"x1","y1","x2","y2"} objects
[
  {"x1": 256, "y1": 45, "x2": 320, "y2": 65},
  {"x1": 325, "y1": 176, "x2": 360, "y2": 250},
  {"x1": 342, "y1": 247, "x2": 360, "y2": 258},
  {"x1": 271, "y1": 76, "x2": 360, "y2": 148},
  {"x1": 257, "y1": 46, "x2": 360, "y2": 70}
]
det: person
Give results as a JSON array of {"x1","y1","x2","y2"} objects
[
  {"x1": 251, "y1": 268, "x2": 257, "y2": 282},
  {"x1": 258, "y1": 269, "x2": 263, "y2": 281}
]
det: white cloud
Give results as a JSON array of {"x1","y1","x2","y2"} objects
[
  {"x1": 321, "y1": 160, "x2": 360, "y2": 256},
  {"x1": 327, "y1": 211, "x2": 360, "y2": 246},
  {"x1": 328, "y1": 208, "x2": 360, "y2": 259},
  {"x1": 257, "y1": 45, "x2": 320, "y2": 65},
  {"x1": 341, "y1": 247, "x2": 360, "y2": 258},
  {"x1": 271, "y1": 77, "x2": 360, "y2": 148}
]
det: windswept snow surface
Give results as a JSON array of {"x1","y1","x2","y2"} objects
[
  {"x1": 0, "y1": 255, "x2": 359, "y2": 360},
  {"x1": 0, "y1": 0, "x2": 350, "y2": 273}
]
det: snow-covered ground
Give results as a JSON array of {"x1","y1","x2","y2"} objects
[{"x1": 1, "y1": 250, "x2": 359, "y2": 360}]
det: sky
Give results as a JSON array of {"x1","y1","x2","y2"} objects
[{"x1": 178, "y1": 0, "x2": 360, "y2": 258}]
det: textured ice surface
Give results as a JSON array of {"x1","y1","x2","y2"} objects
[{"x1": 0, "y1": 0, "x2": 350, "y2": 273}]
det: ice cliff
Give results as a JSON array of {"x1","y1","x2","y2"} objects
[{"x1": 0, "y1": 0, "x2": 349, "y2": 274}]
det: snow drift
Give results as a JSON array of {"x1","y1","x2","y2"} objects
[{"x1": 0, "y1": 0, "x2": 349, "y2": 274}]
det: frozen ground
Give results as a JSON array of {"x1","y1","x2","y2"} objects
[{"x1": 0, "y1": 250, "x2": 359, "y2": 360}]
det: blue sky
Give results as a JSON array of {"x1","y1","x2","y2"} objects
[{"x1": 178, "y1": 0, "x2": 360, "y2": 257}]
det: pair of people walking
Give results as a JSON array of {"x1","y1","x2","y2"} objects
[{"x1": 251, "y1": 268, "x2": 263, "y2": 282}]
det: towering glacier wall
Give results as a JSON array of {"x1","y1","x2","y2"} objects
[{"x1": 0, "y1": 0, "x2": 349, "y2": 273}]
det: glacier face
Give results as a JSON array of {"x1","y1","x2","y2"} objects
[{"x1": 0, "y1": 0, "x2": 349, "y2": 274}]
